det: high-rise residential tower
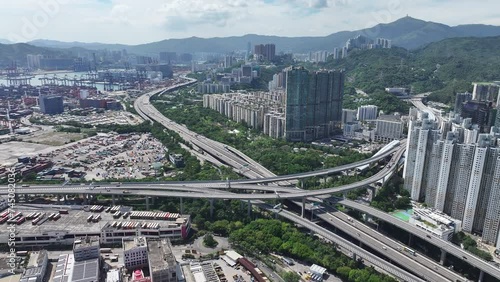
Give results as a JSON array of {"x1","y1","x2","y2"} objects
[{"x1": 284, "y1": 66, "x2": 344, "y2": 142}]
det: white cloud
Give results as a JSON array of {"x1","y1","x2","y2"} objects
[{"x1": 0, "y1": 0, "x2": 499, "y2": 44}]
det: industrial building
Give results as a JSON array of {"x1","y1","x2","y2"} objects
[
  {"x1": 39, "y1": 95, "x2": 64, "y2": 115},
  {"x1": 0, "y1": 205, "x2": 191, "y2": 247}
]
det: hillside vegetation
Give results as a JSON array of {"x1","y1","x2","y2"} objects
[{"x1": 326, "y1": 36, "x2": 500, "y2": 105}]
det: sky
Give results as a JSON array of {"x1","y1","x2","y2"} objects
[{"x1": 1, "y1": 0, "x2": 499, "y2": 45}]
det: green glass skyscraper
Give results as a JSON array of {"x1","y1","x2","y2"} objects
[{"x1": 285, "y1": 66, "x2": 344, "y2": 142}]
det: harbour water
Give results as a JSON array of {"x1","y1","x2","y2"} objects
[{"x1": 0, "y1": 71, "x2": 116, "y2": 91}]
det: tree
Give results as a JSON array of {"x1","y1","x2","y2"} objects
[
  {"x1": 282, "y1": 271, "x2": 300, "y2": 282},
  {"x1": 203, "y1": 233, "x2": 218, "y2": 248}
]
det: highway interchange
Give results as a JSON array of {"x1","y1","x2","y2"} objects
[{"x1": 5, "y1": 79, "x2": 500, "y2": 281}]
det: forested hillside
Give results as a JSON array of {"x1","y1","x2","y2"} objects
[{"x1": 326, "y1": 36, "x2": 500, "y2": 105}]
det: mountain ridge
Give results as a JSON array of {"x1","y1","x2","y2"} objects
[{"x1": 10, "y1": 16, "x2": 500, "y2": 55}]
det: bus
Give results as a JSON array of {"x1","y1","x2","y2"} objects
[
  {"x1": 16, "y1": 216, "x2": 26, "y2": 225},
  {"x1": 403, "y1": 247, "x2": 416, "y2": 256}
]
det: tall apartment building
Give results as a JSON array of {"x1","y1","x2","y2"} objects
[
  {"x1": 403, "y1": 114, "x2": 441, "y2": 201},
  {"x1": 284, "y1": 66, "x2": 344, "y2": 142},
  {"x1": 224, "y1": 55, "x2": 235, "y2": 68},
  {"x1": 376, "y1": 38, "x2": 392, "y2": 48},
  {"x1": 268, "y1": 71, "x2": 286, "y2": 91},
  {"x1": 404, "y1": 111, "x2": 500, "y2": 246},
  {"x1": 27, "y1": 54, "x2": 43, "y2": 69},
  {"x1": 460, "y1": 100, "x2": 492, "y2": 132},
  {"x1": 472, "y1": 83, "x2": 500, "y2": 102},
  {"x1": 357, "y1": 105, "x2": 378, "y2": 121},
  {"x1": 123, "y1": 237, "x2": 149, "y2": 270},
  {"x1": 341, "y1": 109, "x2": 357, "y2": 125},
  {"x1": 254, "y1": 44, "x2": 276, "y2": 61},
  {"x1": 454, "y1": 92, "x2": 472, "y2": 115}
]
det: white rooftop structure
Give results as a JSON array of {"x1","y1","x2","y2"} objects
[{"x1": 310, "y1": 264, "x2": 327, "y2": 282}]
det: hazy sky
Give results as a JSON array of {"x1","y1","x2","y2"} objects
[{"x1": 1, "y1": 0, "x2": 499, "y2": 45}]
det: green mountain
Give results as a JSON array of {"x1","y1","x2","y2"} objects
[
  {"x1": 0, "y1": 43, "x2": 61, "y2": 67},
  {"x1": 327, "y1": 36, "x2": 500, "y2": 104},
  {"x1": 25, "y1": 17, "x2": 500, "y2": 54}
]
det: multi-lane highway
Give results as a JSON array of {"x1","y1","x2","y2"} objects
[
  {"x1": 308, "y1": 202, "x2": 465, "y2": 281},
  {"x1": 339, "y1": 199, "x2": 500, "y2": 280},
  {"x1": 8, "y1": 80, "x2": 499, "y2": 281},
  {"x1": 258, "y1": 203, "x2": 427, "y2": 282}
]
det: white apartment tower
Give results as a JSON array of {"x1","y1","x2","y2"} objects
[
  {"x1": 405, "y1": 109, "x2": 500, "y2": 246},
  {"x1": 357, "y1": 105, "x2": 378, "y2": 121}
]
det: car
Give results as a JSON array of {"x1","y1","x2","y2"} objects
[
  {"x1": 462, "y1": 256, "x2": 467, "y2": 260},
  {"x1": 382, "y1": 246, "x2": 387, "y2": 250},
  {"x1": 426, "y1": 235, "x2": 431, "y2": 239}
]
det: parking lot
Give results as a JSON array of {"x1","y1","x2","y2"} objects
[
  {"x1": 35, "y1": 111, "x2": 143, "y2": 126},
  {"x1": 37, "y1": 132, "x2": 168, "y2": 181}
]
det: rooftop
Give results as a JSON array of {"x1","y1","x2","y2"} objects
[
  {"x1": 53, "y1": 254, "x2": 72, "y2": 282},
  {"x1": 148, "y1": 239, "x2": 176, "y2": 272},
  {"x1": 123, "y1": 236, "x2": 147, "y2": 251},
  {"x1": 377, "y1": 115, "x2": 402, "y2": 122},
  {"x1": 27, "y1": 250, "x2": 48, "y2": 268},
  {"x1": 74, "y1": 236, "x2": 100, "y2": 250},
  {"x1": 0, "y1": 204, "x2": 190, "y2": 243},
  {"x1": 106, "y1": 269, "x2": 121, "y2": 282},
  {"x1": 71, "y1": 258, "x2": 99, "y2": 282}
]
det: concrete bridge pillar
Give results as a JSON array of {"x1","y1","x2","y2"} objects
[
  {"x1": 210, "y1": 199, "x2": 214, "y2": 218},
  {"x1": 111, "y1": 194, "x2": 115, "y2": 205},
  {"x1": 440, "y1": 249, "x2": 447, "y2": 265},
  {"x1": 408, "y1": 233, "x2": 414, "y2": 246},
  {"x1": 145, "y1": 197, "x2": 150, "y2": 210},
  {"x1": 180, "y1": 198, "x2": 184, "y2": 214},
  {"x1": 247, "y1": 200, "x2": 252, "y2": 217},
  {"x1": 478, "y1": 270, "x2": 484, "y2": 282},
  {"x1": 367, "y1": 186, "x2": 376, "y2": 202},
  {"x1": 301, "y1": 198, "x2": 306, "y2": 218}
]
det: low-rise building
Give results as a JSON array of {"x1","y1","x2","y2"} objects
[
  {"x1": 408, "y1": 206, "x2": 461, "y2": 241},
  {"x1": 19, "y1": 250, "x2": 48, "y2": 282},
  {"x1": 169, "y1": 154, "x2": 185, "y2": 168},
  {"x1": 73, "y1": 236, "x2": 100, "y2": 261},
  {"x1": 123, "y1": 237, "x2": 149, "y2": 270},
  {"x1": 106, "y1": 268, "x2": 123, "y2": 282},
  {"x1": 148, "y1": 239, "x2": 177, "y2": 282},
  {"x1": 375, "y1": 115, "x2": 404, "y2": 142}
]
